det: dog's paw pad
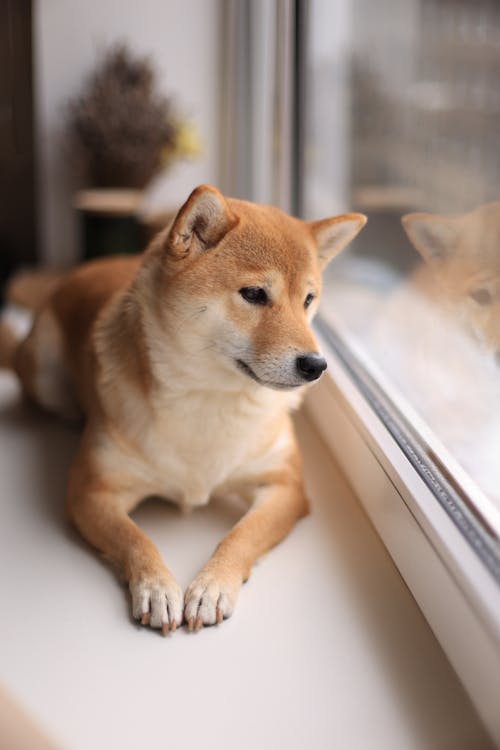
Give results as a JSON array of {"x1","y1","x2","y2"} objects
[
  {"x1": 130, "y1": 576, "x2": 183, "y2": 635},
  {"x1": 184, "y1": 572, "x2": 239, "y2": 630}
]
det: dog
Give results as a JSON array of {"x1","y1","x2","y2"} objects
[
  {"x1": 399, "y1": 203, "x2": 500, "y2": 504},
  {"x1": 333, "y1": 202, "x2": 500, "y2": 505},
  {"x1": 1, "y1": 185, "x2": 366, "y2": 634},
  {"x1": 402, "y1": 202, "x2": 500, "y2": 357}
]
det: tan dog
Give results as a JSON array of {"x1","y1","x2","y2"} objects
[
  {"x1": 402, "y1": 202, "x2": 500, "y2": 356},
  {"x1": 376, "y1": 202, "x2": 500, "y2": 505},
  {"x1": 2, "y1": 185, "x2": 366, "y2": 634}
]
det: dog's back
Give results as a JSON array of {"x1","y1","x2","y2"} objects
[{"x1": 7, "y1": 255, "x2": 141, "y2": 419}]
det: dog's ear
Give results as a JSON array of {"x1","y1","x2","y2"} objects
[
  {"x1": 308, "y1": 213, "x2": 367, "y2": 268},
  {"x1": 166, "y1": 185, "x2": 238, "y2": 259},
  {"x1": 402, "y1": 212, "x2": 460, "y2": 263}
]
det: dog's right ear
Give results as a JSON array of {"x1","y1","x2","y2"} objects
[
  {"x1": 164, "y1": 185, "x2": 238, "y2": 260},
  {"x1": 308, "y1": 213, "x2": 367, "y2": 269},
  {"x1": 402, "y1": 212, "x2": 460, "y2": 263}
]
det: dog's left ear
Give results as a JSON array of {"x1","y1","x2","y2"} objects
[
  {"x1": 402, "y1": 212, "x2": 461, "y2": 263},
  {"x1": 308, "y1": 213, "x2": 367, "y2": 268},
  {"x1": 166, "y1": 185, "x2": 238, "y2": 259}
]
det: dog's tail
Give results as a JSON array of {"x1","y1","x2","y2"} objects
[
  {"x1": 6, "y1": 269, "x2": 64, "y2": 312},
  {"x1": 0, "y1": 268, "x2": 63, "y2": 371},
  {"x1": 0, "y1": 320, "x2": 19, "y2": 370}
]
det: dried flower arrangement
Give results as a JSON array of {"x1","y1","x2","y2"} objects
[{"x1": 68, "y1": 44, "x2": 200, "y2": 189}]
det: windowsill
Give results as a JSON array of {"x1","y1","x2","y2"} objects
[
  {"x1": 0, "y1": 372, "x2": 491, "y2": 749},
  {"x1": 305, "y1": 335, "x2": 500, "y2": 746}
]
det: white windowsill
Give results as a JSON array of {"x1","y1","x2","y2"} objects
[
  {"x1": 0, "y1": 371, "x2": 492, "y2": 749},
  {"x1": 305, "y1": 335, "x2": 500, "y2": 746}
]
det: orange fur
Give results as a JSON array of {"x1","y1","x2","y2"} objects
[
  {"x1": 402, "y1": 202, "x2": 500, "y2": 353},
  {"x1": 7, "y1": 185, "x2": 366, "y2": 634},
  {"x1": 6, "y1": 269, "x2": 64, "y2": 312}
]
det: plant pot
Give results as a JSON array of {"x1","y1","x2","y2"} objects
[{"x1": 74, "y1": 189, "x2": 146, "y2": 260}]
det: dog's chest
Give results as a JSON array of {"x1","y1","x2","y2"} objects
[{"x1": 139, "y1": 391, "x2": 283, "y2": 508}]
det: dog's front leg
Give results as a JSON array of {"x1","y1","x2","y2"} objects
[
  {"x1": 184, "y1": 471, "x2": 309, "y2": 630},
  {"x1": 67, "y1": 453, "x2": 183, "y2": 635}
]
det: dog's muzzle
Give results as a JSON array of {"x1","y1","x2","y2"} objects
[{"x1": 295, "y1": 353, "x2": 327, "y2": 382}]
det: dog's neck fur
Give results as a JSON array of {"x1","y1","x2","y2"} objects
[{"x1": 93, "y1": 247, "x2": 299, "y2": 450}]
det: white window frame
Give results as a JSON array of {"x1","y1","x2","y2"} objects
[{"x1": 305, "y1": 326, "x2": 500, "y2": 744}]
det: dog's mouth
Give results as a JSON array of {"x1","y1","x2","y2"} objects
[{"x1": 235, "y1": 359, "x2": 301, "y2": 391}]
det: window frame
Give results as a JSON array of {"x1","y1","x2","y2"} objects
[{"x1": 306, "y1": 323, "x2": 500, "y2": 743}]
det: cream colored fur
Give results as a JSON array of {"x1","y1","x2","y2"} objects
[{"x1": 5, "y1": 185, "x2": 366, "y2": 634}]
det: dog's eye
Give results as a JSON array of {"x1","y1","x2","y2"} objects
[
  {"x1": 470, "y1": 288, "x2": 492, "y2": 306},
  {"x1": 239, "y1": 287, "x2": 268, "y2": 305},
  {"x1": 304, "y1": 293, "x2": 315, "y2": 310}
]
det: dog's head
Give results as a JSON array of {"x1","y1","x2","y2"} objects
[
  {"x1": 150, "y1": 185, "x2": 366, "y2": 391},
  {"x1": 402, "y1": 203, "x2": 500, "y2": 356}
]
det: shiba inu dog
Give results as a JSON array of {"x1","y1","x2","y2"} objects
[
  {"x1": 352, "y1": 202, "x2": 500, "y2": 506},
  {"x1": 316, "y1": 201, "x2": 500, "y2": 508},
  {"x1": 402, "y1": 202, "x2": 500, "y2": 357},
  {"x1": 1, "y1": 185, "x2": 366, "y2": 634},
  {"x1": 399, "y1": 203, "x2": 500, "y2": 504}
]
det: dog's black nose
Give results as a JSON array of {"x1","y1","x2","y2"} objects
[{"x1": 296, "y1": 353, "x2": 327, "y2": 382}]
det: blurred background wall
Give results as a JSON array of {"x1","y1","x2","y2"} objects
[{"x1": 33, "y1": 0, "x2": 221, "y2": 266}]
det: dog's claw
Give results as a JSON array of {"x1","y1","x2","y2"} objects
[
  {"x1": 184, "y1": 571, "x2": 238, "y2": 628},
  {"x1": 131, "y1": 576, "x2": 183, "y2": 635}
]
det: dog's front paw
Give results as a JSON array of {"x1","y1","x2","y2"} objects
[
  {"x1": 184, "y1": 569, "x2": 241, "y2": 631},
  {"x1": 130, "y1": 574, "x2": 183, "y2": 635}
]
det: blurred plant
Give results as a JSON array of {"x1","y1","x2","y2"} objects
[
  {"x1": 161, "y1": 120, "x2": 203, "y2": 168},
  {"x1": 68, "y1": 44, "x2": 201, "y2": 189}
]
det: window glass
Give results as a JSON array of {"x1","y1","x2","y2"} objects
[{"x1": 303, "y1": 0, "x2": 500, "y2": 532}]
